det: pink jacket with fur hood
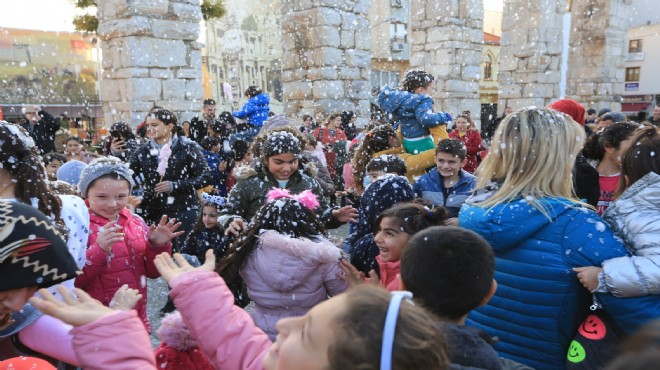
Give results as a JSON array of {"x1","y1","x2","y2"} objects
[
  {"x1": 71, "y1": 270, "x2": 271, "y2": 370},
  {"x1": 74, "y1": 207, "x2": 171, "y2": 332},
  {"x1": 242, "y1": 230, "x2": 348, "y2": 339}
]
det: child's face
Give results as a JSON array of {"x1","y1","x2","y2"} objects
[
  {"x1": 415, "y1": 83, "x2": 436, "y2": 96},
  {"x1": 367, "y1": 170, "x2": 385, "y2": 183},
  {"x1": 374, "y1": 216, "x2": 410, "y2": 262},
  {"x1": 0, "y1": 286, "x2": 38, "y2": 316},
  {"x1": 435, "y1": 152, "x2": 466, "y2": 179},
  {"x1": 87, "y1": 178, "x2": 130, "y2": 221},
  {"x1": 266, "y1": 153, "x2": 298, "y2": 180},
  {"x1": 66, "y1": 140, "x2": 83, "y2": 155},
  {"x1": 146, "y1": 116, "x2": 172, "y2": 143},
  {"x1": 263, "y1": 294, "x2": 347, "y2": 370},
  {"x1": 45, "y1": 160, "x2": 63, "y2": 180},
  {"x1": 202, "y1": 206, "x2": 219, "y2": 229}
]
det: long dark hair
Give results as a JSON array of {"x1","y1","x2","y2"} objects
[
  {"x1": 352, "y1": 124, "x2": 397, "y2": 191},
  {"x1": 0, "y1": 122, "x2": 66, "y2": 237},
  {"x1": 216, "y1": 197, "x2": 327, "y2": 284},
  {"x1": 191, "y1": 202, "x2": 222, "y2": 233},
  {"x1": 149, "y1": 108, "x2": 185, "y2": 137},
  {"x1": 374, "y1": 202, "x2": 448, "y2": 235},
  {"x1": 583, "y1": 122, "x2": 638, "y2": 161},
  {"x1": 616, "y1": 126, "x2": 660, "y2": 197}
]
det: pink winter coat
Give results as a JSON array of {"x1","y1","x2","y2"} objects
[
  {"x1": 74, "y1": 206, "x2": 171, "y2": 332},
  {"x1": 241, "y1": 230, "x2": 348, "y2": 339},
  {"x1": 71, "y1": 270, "x2": 271, "y2": 370},
  {"x1": 376, "y1": 255, "x2": 401, "y2": 291}
]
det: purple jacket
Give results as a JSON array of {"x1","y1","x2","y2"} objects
[{"x1": 241, "y1": 230, "x2": 348, "y2": 339}]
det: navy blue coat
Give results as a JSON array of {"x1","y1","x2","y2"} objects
[
  {"x1": 459, "y1": 197, "x2": 660, "y2": 370},
  {"x1": 233, "y1": 93, "x2": 270, "y2": 128},
  {"x1": 342, "y1": 175, "x2": 414, "y2": 255},
  {"x1": 413, "y1": 169, "x2": 476, "y2": 218},
  {"x1": 378, "y1": 85, "x2": 450, "y2": 138},
  {"x1": 181, "y1": 228, "x2": 229, "y2": 264}
]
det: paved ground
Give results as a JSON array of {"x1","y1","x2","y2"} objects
[{"x1": 146, "y1": 223, "x2": 351, "y2": 347}]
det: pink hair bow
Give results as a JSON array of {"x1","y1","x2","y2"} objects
[{"x1": 266, "y1": 189, "x2": 320, "y2": 211}]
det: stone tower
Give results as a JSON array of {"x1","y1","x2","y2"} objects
[
  {"x1": 409, "y1": 0, "x2": 484, "y2": 126},
  {"x1": 97, "y1": 0, "x2": 203, "y2": 126},
  {"x1": 566, "y1": 0, "x2": 632, "y2": 111},
  {"x1": 497, "y1": 0, "x2": 565, "y2": 111},
  {"x1": 279, "y1": 0, "x2": 372, "y2": 127}
]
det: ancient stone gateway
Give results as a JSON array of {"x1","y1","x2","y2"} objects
[
  {"x1": 408, "y1": 0, "x2": 484, "y2": 125},
  {"x1": 97, "y1": 0, "x2": 204, "y2": 126},
  {"x1": 498, "y1": 0, "x2": 631, "y2": 113},
  {"x1": 95, "y1": 0, "x2": 631, "y2": 127}
]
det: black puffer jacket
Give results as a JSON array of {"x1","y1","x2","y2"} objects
[
  {"x1": 219, "y1": 163, "x2": 339, "y2": 228},
  {"x1": 129, "y1": 136, "x2": 211, "y2": 223},
  {"x1": 20, "y1": 110, "x2": 60, "y2": 154}
]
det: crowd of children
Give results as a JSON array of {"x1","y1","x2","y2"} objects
[{"x1": 1, "y1": 72, "x2": 660, "y2": 370}]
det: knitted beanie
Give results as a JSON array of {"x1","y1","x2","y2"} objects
[
  {"x1": 0, "y1": 201, "x2": 78, "y2": 292},
  {"x1": 0, "y1": 357, "x2": 56, "y2": 369},
  {"x1": 77, "y1": 157, "x2": 135, "y2": 197},
  {"x1": 547, "y1": 99, "x2": 586, "y2": 125},
  {"x1": 56, "y1": 160, "x2": 87, "y2": 186},
  {"x1": 154, "y1": 311, "x2": 214, "y2": 370},
  {"x1": 263, "y1": 131, "x2": 301, "y2": 156}
]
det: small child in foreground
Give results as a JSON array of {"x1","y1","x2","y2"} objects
[
  {"x1": 401, "y1": 226, "x2": 532, "y2": 370},
  {"x1": 31, "y1": 250, "x2": 449, "y2": 370}
]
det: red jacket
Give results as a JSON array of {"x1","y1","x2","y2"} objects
[
  {"x1": 313, "y1": 127, "x2": 347, "y2": 176},
  {"x1": 74, "y1": 207, "x2": 171, "y2": 332},
  {"x1": 449, "y1": 129, "x2": 482, "y2": 174}
]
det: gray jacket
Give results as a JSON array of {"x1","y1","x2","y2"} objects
[{"x1": 599, "y1": 171, "x2": 660, "y2": 297}]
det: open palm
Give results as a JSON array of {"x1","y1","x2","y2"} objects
[{"x1": 154, "y1": 250, "x2": 216, "y2": 286}]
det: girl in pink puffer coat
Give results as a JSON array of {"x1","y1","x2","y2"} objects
[
  {"x1": 216, "y1": 188, "x2": 348, "y2": 339},
  {"x1": 74, "y1": 157, "x2": 181, "y2": 332}
]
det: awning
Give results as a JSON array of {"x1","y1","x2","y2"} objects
[{"x1": 621, "y1": 102, "x2": 650, "y2": 113}]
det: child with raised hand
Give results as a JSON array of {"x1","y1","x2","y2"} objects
[
  {"x1": 575, "y1": 126, "x2": 660, "y2": 297},
  {"x1": 343, "y1": 202, "x2": 448, "y2": 291},
  {"x1": 378, "y1": 69, "x2": 451, "y2": 155},
  {"x1": 341, "y1": 154, "x2": 413, "y2": 258},
  {"x1": 220, "y1": 129, "x2": 357, "y2": 236},
  {"x1": 74, "y1": 157, "x2": 182, "y2": 332},
  {"x1": 181, "y1": 198, "x2": 227, "y2": 265},
  {"x1": 30, "y1": 250, "x2": 449, "y2": 370},
  {"x1": 217, "y1": 188, "x2": 348, "y2": 340}
]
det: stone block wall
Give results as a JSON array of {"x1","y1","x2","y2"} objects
[
  {"x1": 97, "y1": 0, "x2": 203, "y2": 126},
  {"x1": 497, "y1": 0, "x2": 565, "y2": 112},
  {"x1": 566, "y1": 0, "x2": 631, "y2": 112},
  {"x1": 407, "y1": 0, "x2": 483, "y2": 127},
  {"x1": 280, "y1": 0, "x2": 371, "y2": 127}
]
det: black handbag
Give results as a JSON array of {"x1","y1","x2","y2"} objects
[{"x1": 566, "y1": 295, "x2": 626, "y2": 369}]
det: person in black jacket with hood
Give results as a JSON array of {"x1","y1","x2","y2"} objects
[
  {"x1": 129, "y1": 108, "x2": 211, "y2": 250},
  {"x1": 20, "y1": 105, "x2": 60, "y2": 154}
]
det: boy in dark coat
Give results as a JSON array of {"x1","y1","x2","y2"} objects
[{"x1": 401, "y1": 226, "x2": 532, "y2": 370}]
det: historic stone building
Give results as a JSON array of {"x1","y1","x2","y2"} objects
[
  {"x1": 95, "y1": 0, "x2": 636, "y2": 127},
  {"x1": 96, "y1": 0, "x2": 204, "y2": 125}
]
